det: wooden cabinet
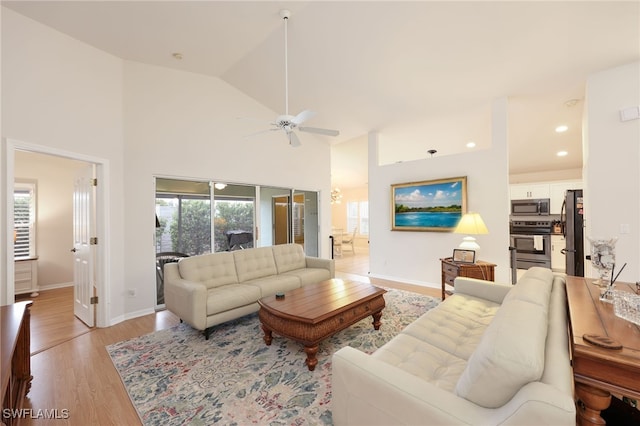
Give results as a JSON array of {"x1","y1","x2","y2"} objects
[
  {"x1": 440, "y1": 258, "x2": 496, "y2": 300},
  {"x1": 14, "y1": 258, "x2": 38, "y2": 297},
  {"x1": 550, "y1": 235, "x2": 566, "y2": 272},
  {"x1": 1, "y1": 301, "x2": 33, "y2": 426}
]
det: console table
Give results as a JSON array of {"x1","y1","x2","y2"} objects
[
  {"x1": 565, "y1": 276, "x2": 640, "y2": 426},
  {"x1": 440, "y1": 257, "x2": 496, "y2": 300},
  {"x1": 1, "y1": 301, "x2": 33, "y2": 426}
]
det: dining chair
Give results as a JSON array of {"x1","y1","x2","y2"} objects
[
  {"x1": 332, "y1": 228, "x2": 343, "y2": 257},
  {"x1": 342, "y1": 227, "x2": 357, "y2": 254}
]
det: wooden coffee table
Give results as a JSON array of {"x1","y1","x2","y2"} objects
[{"x1": 257, "y1": 278, "x2": 387, "y2": 371}]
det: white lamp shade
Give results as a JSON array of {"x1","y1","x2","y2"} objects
[
  {"x1": 454, "y1": 212, "x2": 489, "y2": 262},
  {"x1": 454, "y1": 212, "x2": 489, "y2": 235}
]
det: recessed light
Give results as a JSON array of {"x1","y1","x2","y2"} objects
[
  {"x1": 557, "y1": 151, "x2": 568, "y2": 157},
  {"x1": 466, "y1": 141, "x2": 476, "y2": 148},
  {"x1": 555, "y1": 125, "x2": 568, "y2": 133}
]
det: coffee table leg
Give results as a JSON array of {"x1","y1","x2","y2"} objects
[
  {"x1": 261, "y1": 324, "x2": 273, "y2": 346},
  {"x1": 372, "y1": 310, "x2": 383, "y2": 330},
  {"x1": 304, "y1": 345, "x2": 319, "y2": 371}
]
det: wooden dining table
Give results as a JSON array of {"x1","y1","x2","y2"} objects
[{"x1": 565, "y1": 276, "x2": 640, "y2": 425}]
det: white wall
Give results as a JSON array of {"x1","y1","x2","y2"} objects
[
  {"x1": 1, "y1": 8, "x2": 125, "y2": 320},
  {"x1": 584, "y1": 61, "x2": 640, "y2": 283},
  {"x1": 14, "y1": 151, "x2": 86, "y2": 288},
  {"x1": 369, "y1": 98, "x2": 511, "y2": 287}
]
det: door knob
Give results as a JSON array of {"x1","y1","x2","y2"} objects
[{"x1": 70, "y1": 248, "x2": 77, "y2": 253}]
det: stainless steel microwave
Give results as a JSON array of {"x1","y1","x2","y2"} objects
[{"x1": 511, "y1": 198, "x2": 550, "y2": 216}]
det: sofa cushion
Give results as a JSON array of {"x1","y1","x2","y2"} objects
[
  {"x1": 454, "y1": 299, "x2": 548, "y2": 408},
  {"x1": 243, "y1": 274, "x2": 301, "y2": 297},
  {"x1": 206, "y1": 284, "x2": 262, "y2": 315},
  {"x1": 178, "y1": 252, "x2": 238, "y2": 289},
  {"x1": 282, "y1": 268, "x2": 331, "y2": 286},
  {"x1": 272, "y1": 243, "x2": 307, "y2": 273},
  {"x1": 233, "y1": 247, "x2": 278, "y2": 282},
  {"x1": 402, "y1": 294, "x2": 500, "y2": 360},
  {"x1": 373, "y1": 333, "x2": 467, "y2": 392},
  {"x1": 502, "y1": 267, "x2": 553, "y2": 310}
]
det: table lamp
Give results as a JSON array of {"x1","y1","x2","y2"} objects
[{"x1": 454, "y1": 212, "x2": 489, "y2": 262}]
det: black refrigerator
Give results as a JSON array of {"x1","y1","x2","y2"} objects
[{"x1": 561, "y1": 189, "x2": 584, "y2": 276}]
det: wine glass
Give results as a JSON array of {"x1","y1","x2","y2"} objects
[{"x1": 588, "y1": 237, "x2": 617, "y2": 287}]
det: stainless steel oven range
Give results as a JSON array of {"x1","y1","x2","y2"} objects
[{"x1": 510, "y1": 219, "x2": 552, "y2": 269}]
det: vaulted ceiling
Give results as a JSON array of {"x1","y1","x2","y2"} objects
[{"x1": 4, "y1": 1, "x2": 639, "y2": 188}]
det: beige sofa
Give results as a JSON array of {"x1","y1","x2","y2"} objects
[
  {"x1": 332, "y1": 267, "x2": 576, "y2": 425},
  {"x1": 164, "y1": 244, "x2": 334, "y2": 339}
]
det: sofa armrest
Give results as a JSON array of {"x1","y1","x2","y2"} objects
[
  {"x1": 305, "y1": 256, "x2": 335, "y2": 278},
  {"x1": 164, "y1": 262, "x2": 208, "y2": 330},
  {"x1": 332, "y1": 346, "x2": 488, "y2": 425},
  {"x1": 454, "y1": 277, "x2": 512, "y2": 304}
]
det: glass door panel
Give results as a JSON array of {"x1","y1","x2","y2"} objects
[
  {"x1": 293, "y1": 190, "x2": 319, "y2": 256},
  {"x1": 155, "y1": 178, "x2": 212, "y2": 307},
  {"x1": 212, "y1": 183, "x2": 255, "y2": 251}
]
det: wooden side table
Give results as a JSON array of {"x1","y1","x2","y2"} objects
[
  {"x1": 565, "y1": 276, "x2": 640, "y2": 426},
  {"x1": 440, "y1": 257, "x2": 496, "y2": 300}
]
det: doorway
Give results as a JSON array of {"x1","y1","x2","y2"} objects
[{"x1": 4, "y1": 139, "x2": 109, "y2": 327}]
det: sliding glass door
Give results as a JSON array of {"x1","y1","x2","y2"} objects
[{"x1": 155, "y1": 178, "x2": 320, "y2": 307}]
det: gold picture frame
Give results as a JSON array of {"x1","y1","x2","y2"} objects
[{"x1": 391, "y1": 176, "x2": 467, "y2": 232}]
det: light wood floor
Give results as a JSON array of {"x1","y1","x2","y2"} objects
[{"x1": 18, "y1": 252, "x2": 438, "y2": 425}]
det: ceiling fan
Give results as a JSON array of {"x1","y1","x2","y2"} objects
[{"x1": 264, "y1": 9, "x2": 340, "y2": 147}]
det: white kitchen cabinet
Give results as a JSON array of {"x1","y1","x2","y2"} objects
[
  {"x1": 14, "y1": 258, "x2": 39, "y2": 297},
  {"x1": 549, "y1": 180, "x2": 582, "y2": 214},
  {"x1": 550, "y1": 235, "x2": 566, "y2": 273},
  {"x1": 510, "y1": 183, "x2": 550, "y2": 200}
]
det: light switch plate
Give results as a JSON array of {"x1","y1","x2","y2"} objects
[{"x1": 620, "y1": 106, "x2": 640, "y2": 122}]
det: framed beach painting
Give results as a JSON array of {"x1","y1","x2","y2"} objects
[{"x1": 391, "y1": 176, "x2": 467, "y2": 232}]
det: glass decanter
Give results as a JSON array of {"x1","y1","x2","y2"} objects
[{"x1": 588, "y1": 237, "x2": 617, "y2": 287}]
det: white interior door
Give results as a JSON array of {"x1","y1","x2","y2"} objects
[{"x1": 73, "y1": 164, "x2": 95, "y2": 327}]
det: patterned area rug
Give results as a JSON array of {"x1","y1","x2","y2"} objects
[{"x1": 107, "y1": 288, "x2": 439, "y2": 425}]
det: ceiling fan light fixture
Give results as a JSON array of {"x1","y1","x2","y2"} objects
[{"x1": 243, "y1": 9, "x2": 339, "y2": 146}]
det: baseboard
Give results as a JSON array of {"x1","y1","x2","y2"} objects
[
  {"x1": 38, "y1": 281, "x2": 74, "y2": 291},
  {"x1": 368, "y1": 273, "x2": 439, "y2": 289},
  {"x1": 123, "y1": 308, "x2": 156, "y2": 322},
  {"x1": 109, "y1": 308, "x2": 155, "y2": 327}
]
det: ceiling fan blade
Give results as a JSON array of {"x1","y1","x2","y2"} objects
[
  {"x1": 291, "y1": 110, "x2": 316, "y2": 125},
  {"x1": 244, "y1": 128, "x2": 278, "y2": 139},
  {"x1": 288, "y1": 131, "x2": 301, "y2": 147},
  {"x1": 299, "y1": 126, "x2": 340, "y2": 137}
]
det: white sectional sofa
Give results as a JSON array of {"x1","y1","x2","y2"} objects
[
  {"x1": 332, "y1": 267, "x2": 576, "y2": 425},
  {"x1": 164, "y1": 244, "x2": 334, "y2": 339}
]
